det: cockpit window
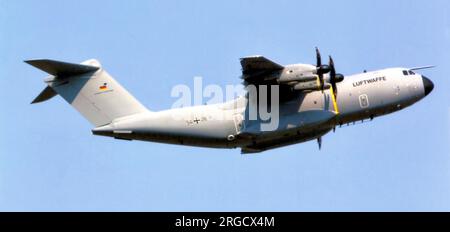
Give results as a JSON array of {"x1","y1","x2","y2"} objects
[
  {"x1": 402, "y1": 70, "x2": 408, "y2": 76},
  {"x1": 408, "y1": 70, "x2": 415, "y2": 75}
]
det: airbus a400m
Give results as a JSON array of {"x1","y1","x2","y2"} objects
[{"x1": 28, "y1": 48, "x2": 434, "y2": 153}]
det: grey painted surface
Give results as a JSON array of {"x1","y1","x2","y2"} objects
[{"x1": 29, "y1": 59, "x2": 432, "y2": 153}]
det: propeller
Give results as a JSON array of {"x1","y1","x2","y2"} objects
[
  {"x1": 317, "y1": 136, "x2": 322, "y2": 150},
  {"x1": 315, "y1": 47, "x2": 330, "y2": 92},
  {"x1": 328, "y1": 56, "x2": 344, "y2": 100}
]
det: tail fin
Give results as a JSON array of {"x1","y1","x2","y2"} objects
[{"x1": 27, "y1": 59, "x2": 148, "y2": 127}]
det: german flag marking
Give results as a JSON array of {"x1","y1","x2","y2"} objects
[{"x1": 99, "y1": 83, "x2": 108, "y2": 90}]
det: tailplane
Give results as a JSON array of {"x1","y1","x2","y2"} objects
[{"x1": 27, "y1": 59, "x2": 148, "y2": 127}]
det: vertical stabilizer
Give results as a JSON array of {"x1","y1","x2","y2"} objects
[{"x1": 27, "y1": 59, "x2": 148, "y2": 127}]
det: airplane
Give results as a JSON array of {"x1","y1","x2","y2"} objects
[{"x1": 27, "y1": 48, "x2": 434, "y2": 153}]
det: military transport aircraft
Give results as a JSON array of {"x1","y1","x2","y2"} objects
[{"x1": 27, "y1": 48, "x2": 434, "y2": 153}]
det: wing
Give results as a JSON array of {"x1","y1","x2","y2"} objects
[
  {"x1": 240, "y1": 56, "x2": 284, "y2": 75},
  {"x1": 240, "y1": 56, "x2": 301, "y2": 102},
  {"x1": 240, "y1": 56, "x2": 284, "y2": 86}
]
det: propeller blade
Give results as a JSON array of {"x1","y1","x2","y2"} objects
[
  {"x1": 319, "y1": 75, "x2": 324, "y2": 92},
  {"x1": 321, "y1": 75, "x2": 325, "y2": 92},
  {"x1": 331, "y1": 81, "x2": 338, "y2": 97},
  {"x1": 316, "y1": 48, "x2": 324, "y2": 92},
  {"x1": 329, "y1": 56, "x2": 337, "y2": 99},
  {"x1": 317, "y1": 137, "x2": 322, "y2": 150},
  {"x1": 329, "y1": 56, "x2": 336, "y2": 77},
  {"x1": 315, "y1": 47, "x2": 321, "y2": 67}
]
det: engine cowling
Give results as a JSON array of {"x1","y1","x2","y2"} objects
[
  {"x1": 278, "y1": 74, "x2": 317, "y2": 83},
  {"x1": 293, "y1": 80, "x2": 330, "y2": 91}
]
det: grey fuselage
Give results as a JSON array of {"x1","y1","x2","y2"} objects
[{"x1": 92, "y1": 66, "x2": 433, "y2": 152}]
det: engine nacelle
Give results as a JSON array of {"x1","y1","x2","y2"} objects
[
  {"x1": 293, "y1": 80, "x2": 330, "y2": 91},
  {"x1": 278, "y1": 74, "x2": 317, "y2": 83}
]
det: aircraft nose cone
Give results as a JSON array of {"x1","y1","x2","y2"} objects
[{"x1": 422, "y1": 75, "x2": 434, "y2": 96}]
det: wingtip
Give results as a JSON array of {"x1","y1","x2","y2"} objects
[
  {"x1": 30, "y1": 97, "x2": 42, "y2": 104},
  {"x1": 24, "y1": 59, "x2": 44, "y2": 63},
  {"x1": 24, "y1": 59, "x2": 48, "y2": 67},
  {"x1": 240, "y1": 55, "x2": 264, "y2": 59}
]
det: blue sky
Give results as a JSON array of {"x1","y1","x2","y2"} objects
[{"x1": 1, "y1": 0, "x2": 449, "y2": 211}]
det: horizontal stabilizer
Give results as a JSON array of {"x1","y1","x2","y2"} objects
[
  {"x1": 24, "y1": 59, "x2": 99, "y2": 77},
  {"x1": 31, "y1": 85, "x2": 57, "y2": 104}
]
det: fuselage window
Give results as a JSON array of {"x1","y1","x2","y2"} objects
[
  {"x1": 408, "y1": 70, "x2": 415, "y2": 75},
  {"x1": 402, "y1": 70, "x2": 408, "y2": 76}
]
